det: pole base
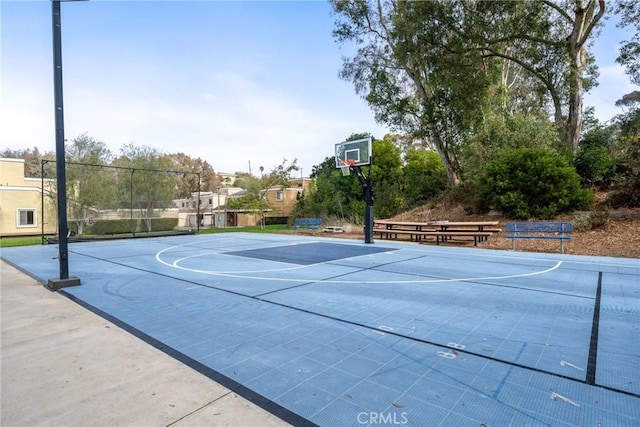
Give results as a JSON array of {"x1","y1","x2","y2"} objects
[{"x1": 47, "y1": 276, "x2": 81, "y2": 291}]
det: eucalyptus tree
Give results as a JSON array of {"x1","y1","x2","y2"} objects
[
  {"x1": 561, "y1": 0, "x2": 606, "y2": 152},
  {"x1": 332, "y1": 0, "x2": 499, "y2": 187},
  {"x1": 615, "y1": 0, "x2": 640, "y2": 86},
  {"x1": 332, "y1": 0, "x2": 606, "y2": 178},
  {"x1": 462, "y1": 0, "x2": 605, "y2": 153}
]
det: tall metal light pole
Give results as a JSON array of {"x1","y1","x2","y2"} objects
[{"x1": 47, "y1": 0, "x2": 81, "y2": 290}]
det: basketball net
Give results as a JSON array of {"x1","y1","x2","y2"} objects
[{"x1": 339, "y1": 159, "x2": 355, "y2": 176}]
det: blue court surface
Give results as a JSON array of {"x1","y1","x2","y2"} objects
[{"x1": 2, "y1": 233, "x2": 639, "y2": 426}]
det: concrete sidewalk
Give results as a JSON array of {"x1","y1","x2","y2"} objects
[{"x1": 1, "y1": 261, "x2": 289, "y2": 427}]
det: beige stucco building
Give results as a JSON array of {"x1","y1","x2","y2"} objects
[
  {"x1": 170, "y1": 177, "x2": 313, "y2": 229},
  {"x1": 262, "y1": 177, "x2": 312, "y2": 216},
  {"x1": 0, "y1": 158, "x2": 57, "y2": 237}
]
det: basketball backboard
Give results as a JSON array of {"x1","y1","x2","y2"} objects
[{"x1": 335, "y1": 137, "x2": 372, "y2": 169}]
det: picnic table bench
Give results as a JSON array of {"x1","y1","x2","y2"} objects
[
  {"x1": 292, "y1": 218, "x2": 322, "y2": 232},
  {"x1": 504, "y1": 221, "x2": 573, "y2": 253}
]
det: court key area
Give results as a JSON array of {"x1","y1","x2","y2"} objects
[{"x1": 2, "y1": 233, "x2": 639, "y2": 426}]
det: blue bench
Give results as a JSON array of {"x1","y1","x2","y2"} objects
[
  {"x1": 505, "y1": 221, "x2": 573, "y2": 253},
  {"x1": 292, "y1": 218, "x2": 322, "y2": 232}
]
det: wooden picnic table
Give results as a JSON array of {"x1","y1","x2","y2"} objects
[
  {"x1": 374, "y1": 219, "x2": 499, "y2": 231},
  {"x1": 374, "y1": 219, "x2": 437, "y2": 231},
  {"x1": 373, "y1": 219, "x2": 501, "y2": 245},
  {"x1": 428, "y1": 221, "x2": 500, "y2": 232}
]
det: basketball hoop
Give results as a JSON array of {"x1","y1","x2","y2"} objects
[{"x1": 339, "y1": 159, "x2": 355, "y2": 176}]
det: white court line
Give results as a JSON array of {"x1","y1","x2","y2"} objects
[
  {"x1": 550, "y1": 391, "x2": 580, "y2": 407},
  {"x1": 172, "y1": 252, "x2": 314, "y2": 274},
  {"x1": 155, "y1": 240, "x2": 563, "y2": 284},
  {"x1": 560, "y1": 360, "x2": 585, "y2": 371}
]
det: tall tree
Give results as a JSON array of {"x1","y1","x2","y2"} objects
[
  {"x1": 468, "y1": 0, "x2": 605, "y2": 152},
  {"x1": 165, "y1": 152, "x2": 218, "y2": 197},
  {"x1": 615, "y1": 0, "x2": 640, "y2": 86},
  {"x1": 460, "y1": 112, "x2": 561, "y2": 180},
  {"x1": 115, "y1": 144, "x2": 177, "y2": 232},
  {"x1": 332, "y1": 0, "x2": 499, "y2": 187},
  {"x1": 66, "y1": 132, "x2": 112, "y2": 164},
  {"x1": 64, "y1": 134, "x2": 116, "y2": 234},
  {"x1": 333, "y1": 0, "x2": 605, "y2": 172},
  {"x1": 550, "y1": 0, "x2": 605, "y2": 153},
  {"x1": 0, "y1": 147, "x2": 55, "y2": 177}
]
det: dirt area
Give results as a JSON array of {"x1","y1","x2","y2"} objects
[
  {"x1": 478, "y1": 216, "x2": 640, "y2": 258},
  {"x1": 308, "y1": 207, "x2": 640, "y2": 259}
]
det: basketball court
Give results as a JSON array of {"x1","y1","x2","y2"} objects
[{"x1": 2, "y1": 232, "x2": 638, "y2": 426}]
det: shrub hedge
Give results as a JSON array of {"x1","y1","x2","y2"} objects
[
  {"x1": 480, "y1": 148, "x2": 594, "y2": 219},
  {"x1": 70, "y1": 218, "x2": 178, "y2": 235}
]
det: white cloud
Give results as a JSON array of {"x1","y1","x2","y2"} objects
[
  {"x1": 51, "y1": 70, "x2": 384, "y2": 175},
  {"x1": 584, "y1": 64, "x2": 635, "y2": 123},
  {"x1": 0, "y1": 1, "x2": 388, "y2": 175},
  {"x1": 0, "y1": 72, "x2": 55, "y2": 151}
]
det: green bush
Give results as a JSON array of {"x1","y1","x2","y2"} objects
[
  {"x1": 403, "y1": 148, "x2": 449, "y2": 208},
  {"x1": 71, "y1": 217, "x2": 178, "y2": 235},
  {"x1": 573, "y1": 145, "x2": 615, "y2": 187},
  {"x1": 460, "y1": 112, "x2": 562, "y2": 179},
  {"x1": 611, "y1": 135, "x2": 640, "y2": 207},
  {"x1": 265, "y1": 216, "x2": 289, "y2": 226},
  {"x1": 573, "y1": 213, "x2": 592, "y2": 232},
  {"x1": 479, "y1": 148, "x2": 594, "y2": 219},
  {"x1": 573, "y1": 208, "x2": 610, "y2": 232},
  {"x1": 90, "y1": 219, "x2": 137, "y2": 235},
  {"x1": 150, "y1": 217, "x2": 178, "y2": 231}
]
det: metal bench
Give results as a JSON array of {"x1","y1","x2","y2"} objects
[
  {"x1": 292, "y1": 218, "x2": 322, "y2": 232},
  {"x1": 504, "y1": 221, "x2": 573, "y2": 253}
]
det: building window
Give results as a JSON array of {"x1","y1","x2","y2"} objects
[
  {"x1": 209, "y1": 198, "x2": 212, "y2": 205},
  {"x1": 17, "y1": 208, "x2": 37, "y2": 228},
  {"x1": 276, "y1": 191, "x2": 284, "y2": 201}
]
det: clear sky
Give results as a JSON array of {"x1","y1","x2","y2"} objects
[{"x1": 1, "y1": 1, "x2": 636, "y2": 176}]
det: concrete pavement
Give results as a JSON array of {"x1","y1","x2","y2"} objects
[{"x1": 1, "y1": 260, "x2": 289, "y2": 427}]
